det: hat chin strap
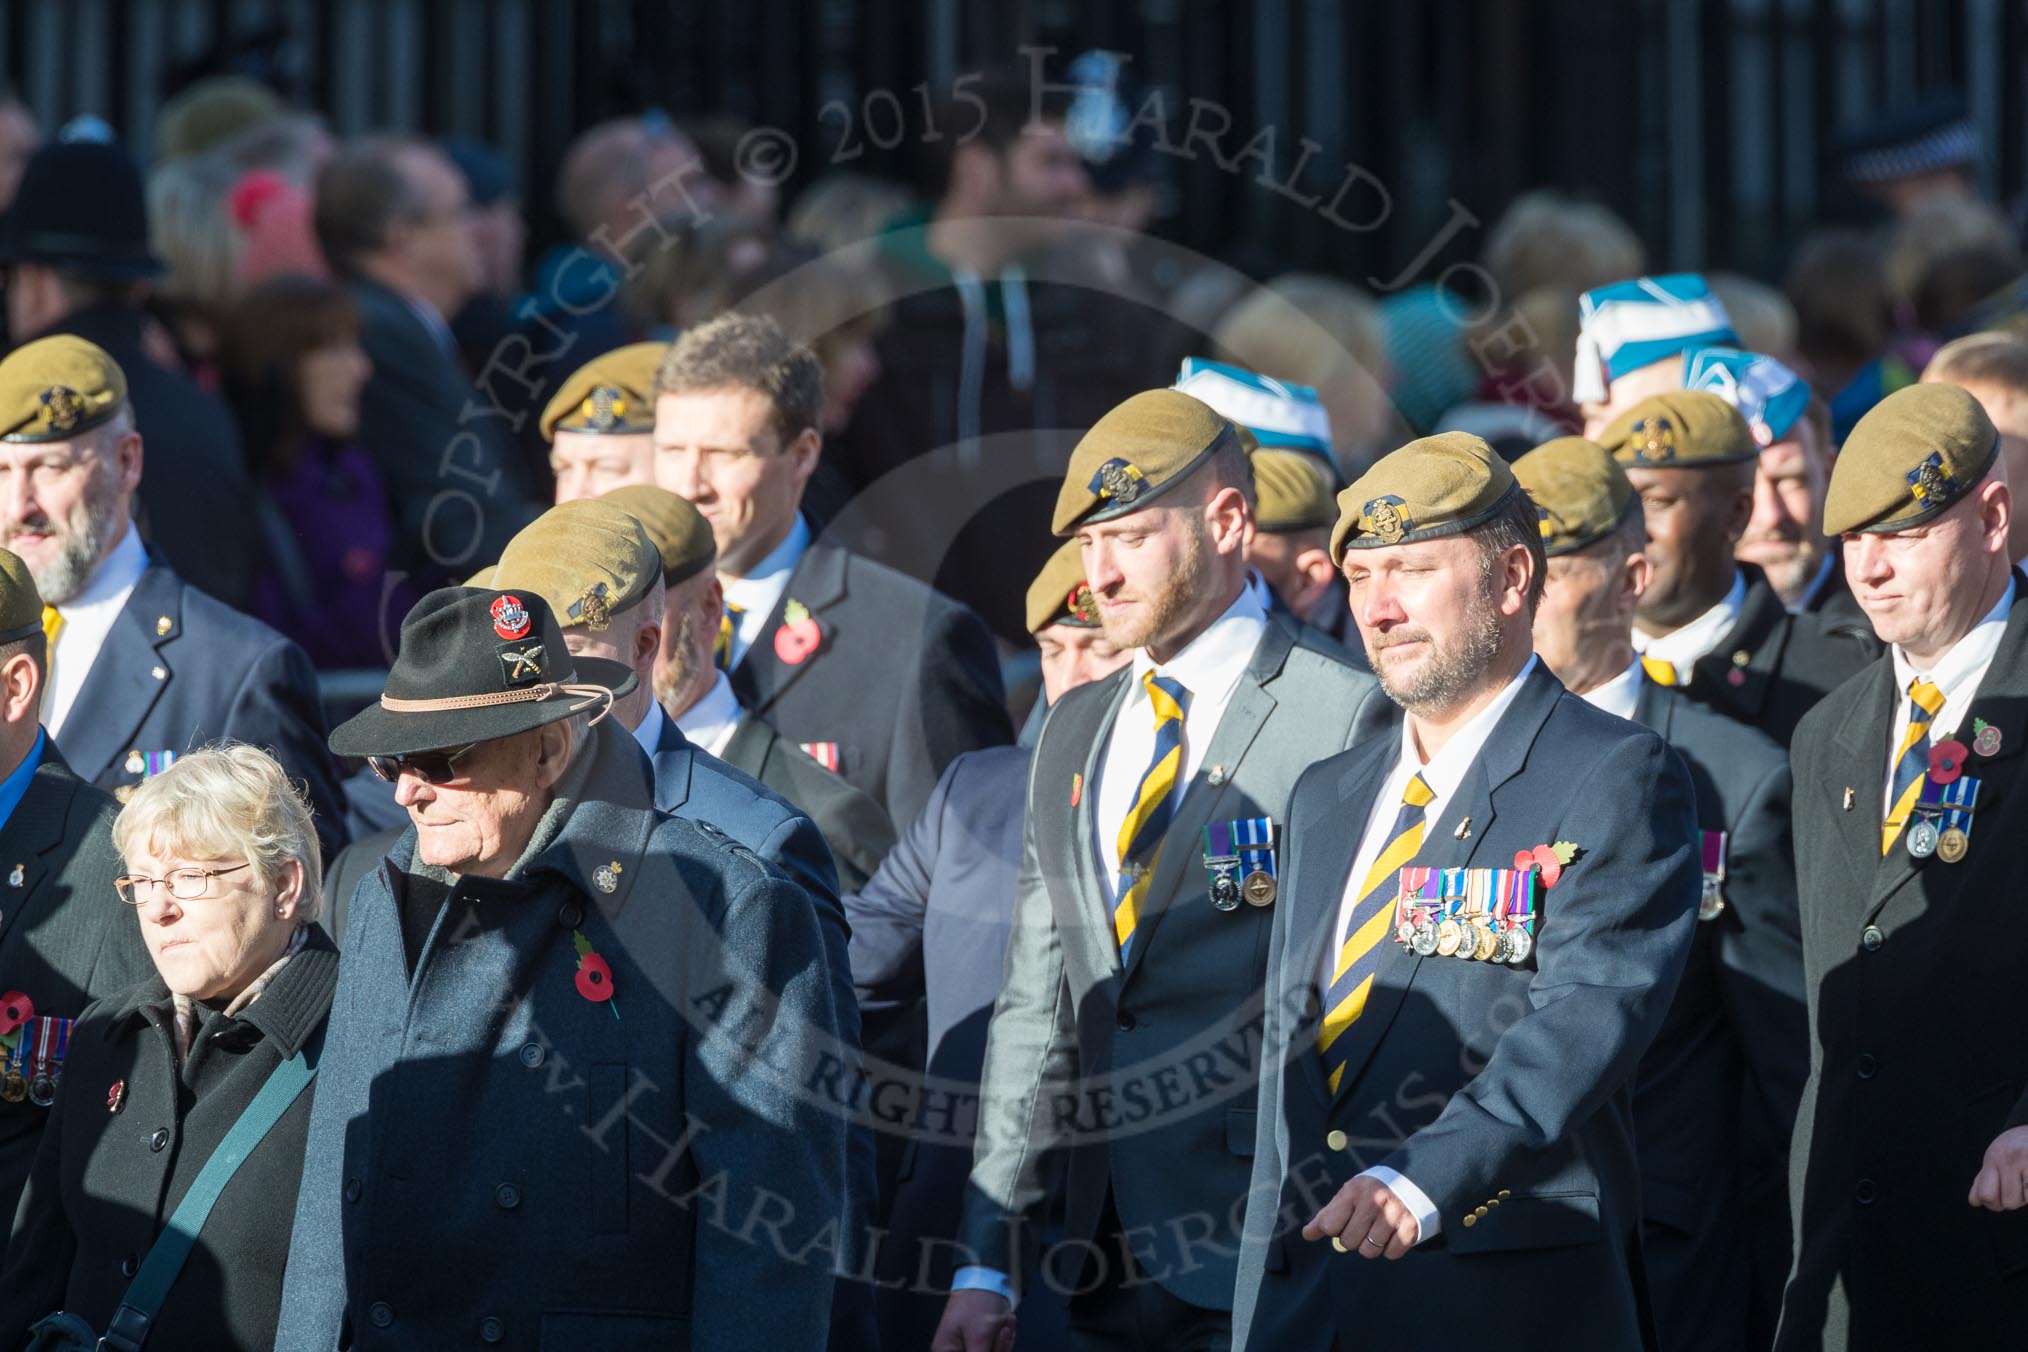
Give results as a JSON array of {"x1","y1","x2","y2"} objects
[{"x1": 378, "y1": 678, "x2": 617, "y2": 726}]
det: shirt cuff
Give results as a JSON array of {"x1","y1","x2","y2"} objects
[
  {"x1": 951, "y1": 1265, "x2": 1018, "y2": 1310},
  {"x1": 1358, "y1": 1165, "x2": 1439, "y2": 1245}
]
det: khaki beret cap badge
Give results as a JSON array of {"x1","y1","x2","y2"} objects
[
  {"x1": 1067, "y1": 582, "x2": 1100, "y2": 626},
  {"x1": 1906, "y1": 452, "x2": 1957, "y2": 507},
  {"x1": 1632, "y1": 416, "x2": 1676, "y2": 463},
  {"x1": 1090, "y1": 458, "x2": 1146, "y2": 507},
  {"x1": 571, "y1": 582, "x2": 613, "y2": 631},
  {"x1": 1535, "y1": 504, "x2": 1554, "y2": 542},
  {"x1": 584, "y1": 385, "x2": 627, "y2": 432},
  {"x1": 38, "y1": 386, "x2": 84, "y2": 433},
  {"x1": 1365, "y1": 495, "x2": 1410, "y2": 546}
]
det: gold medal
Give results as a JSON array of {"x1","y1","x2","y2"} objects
[
  {"x1": 1938, "y1": 827, "x2": 1969, "y2": 863},
  {"x1": 1435, "y1": 919, "x2": 1463, "y2": 956},
  {"x1": 0, "y1": 1071, "x2": 24, "y2": 1103},
  {"x1": 1242, "y1": 870, "x2": 1277, "y2": 907},
  {"x1": 1472, "y1": 924, "x2": 1499, "y2": 961}
]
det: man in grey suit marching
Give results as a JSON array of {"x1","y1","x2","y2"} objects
[{"x1": 935, "y1": 389, "x2": 1388, "y2": 1352}]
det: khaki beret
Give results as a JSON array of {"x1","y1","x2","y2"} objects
[
  {"x1": 1252, "y1": 448, "x2": 1340, "y2": 534},
  {"x1": 599, "y1": 483, "x2": 716, "y2": 586},
  {"x1": 463, "y1": 565, "x2": 497, "y2": 588},
  {"x1": 1824, "y1": 382, "x2": 1999, "y2": 536},
  {"x1": 1597, "y1": 390, "x2": 1757, "y2": 468},
  {"x1": 1053, "y1": 389, "x2": 1239, "y2": 535},
  {"x1": 1025, "y1": 539, "x2": 1102, "y2": 635},
  {"x1": 1512, "y1": 437, "x2": 1635, "y2": 557},
  {"x1": 0, "y1": 336, "x2": 128, "y2": 443},
  {"x1": 491, "y1": 499, "x2": 659, "y2": 631},
  {"x1": 0, "y1": 547, "x2": 44, "y2": 643},
  {"x1": 539, "y1": 342, "x2": 667, "y2": 441},
  {"x1": 1330, "y1": 432, "x2": 1518, "y2": 563}
]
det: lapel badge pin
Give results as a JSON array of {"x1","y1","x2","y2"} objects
[
  {"x1": 592, "y1": 861, "x2": 622, "y2": 894},
  {"x1": 107, "y1": 1079, "x2": 125, "y2": 1114},
  {"x1": 1514, "y1": 841, "x2": 1578, "y2": 888},
  {"x1": 1842, "y1": 787, "x2": 1855, "y2": 812},
  {"x1": 1207, "y1": 765, "x2": 1227, "y2": 788},
  {"x1": 1071, "y1": 772, "x2": 1083, "y2": 808},
  {"x1": 154, "y1": 615, "x2": 172, "y2": 637},
  {"x1": 1454, "y1": 817, "x2": 1472, "y2": 840},
  {"x1": 7, "y1": 864, "x2": 21, "y2": 889},
  {"x1": 1973, "y1": 718, "x2": 2003, "y2": 758},
  {"x1": 773, "y1": 599, "x2": 822, "y2": 666},
  {"x1": 571, "y1": 931, "x2": 620, "y2": 1017}
]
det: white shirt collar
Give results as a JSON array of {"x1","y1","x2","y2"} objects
[
  {"x1": 1578, "y1": 659, "x2": 1644, "y2": 721},
  {"x1": 1890, "y1": 577, "x2": 2014, "y2": 701},
  {"x1": 673, "y1": 670, "x2": 744, "y2": 758},
  {"x1": 45, "y1": 525, "x2": 150, "y2": 735},
  {"x1": 69, "y1": 523, "x2": 149, "y2": 612},
  {"x1": 1392, "y1": 654, "x2": 1539, "y2": 799},
  {"x1": 630, "y1": 696, "x2": 667, "y2": 759},
  {"x1": 722, "y1": 514, "x2": 812, "y2": 670},
  {"x1": 1633, "y1": 570, "x2": 1746, "y2": 683},
  {"x1": 1129, "y1": 585, "x2": 1268, "y2": 710}
]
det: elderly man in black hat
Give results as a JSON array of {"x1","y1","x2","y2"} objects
[
  {"x1": 0, "y1": 135, "x2": 256, "y2": 608},
  {"x1": 276, "y1": 584, "x2": 850, "y2": 1350}
]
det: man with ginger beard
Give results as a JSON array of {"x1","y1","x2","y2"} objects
[
  {"x1": 934, "y1": 390, "x2": 1387, "y2": 1352},
  {"x1": 1777, "y1": 384, "x2": 2028, "y2": 1352},
  {"x1": 1231, "y1": 433, "x2": 1700, "y2": 1352}
]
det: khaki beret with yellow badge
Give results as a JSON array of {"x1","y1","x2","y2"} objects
[
  {"x1": 599, "y1": 483, "x2": 717, "y2": 586},
  {"x1": 1330, "y1": 432, "x2": 1518, "y2": 563},
  {"x1": 1251, "y1": 447, "x2": 1340, "y2": 534},
  {"x1": 1824, "y1": 382, "x2": 1999, "y2": 535},
  {"x1": 1511, "y1": 436, "x2": 1635, "y2": 556},
  {"x1": 1053, "y1": 389, "x2": 1240, "y2": 535},
  {"x1": 491, "y1": 498, "x2": 660, "y2": 631},
  {"x1": 0, "y1": 547, "x2": 45, "y2": 644},
  {"x1": 1597, "y1": 390, "x2": 1757, "y2": 468},
  {"x1": 539, "y1": 341, "x2": 667, "y2": 441},
  {"x1": 1025, "y1": 539, "x2": 1102, "y2": 635},
  {"x1": 0, "y1": 335, "x2": 128, "y2": 442}
]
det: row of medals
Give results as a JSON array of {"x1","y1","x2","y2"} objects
[
  {"x1": 1395, "y1": 910, "x2": 1533, "y2": 964},
  {"x1": 0, "y1": 1062, "x2": 54, "y2": 1105},
  {"x1": 1210, "y1": 865, "x2": 1277, "y2": 911},
  {"x1": 1905, "y1": 813, "x2": 1969, "y2": 862}
]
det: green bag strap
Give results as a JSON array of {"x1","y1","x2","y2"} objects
[{"x1": 99, "y1": 1024, "x2": 324, "y2": 1352}]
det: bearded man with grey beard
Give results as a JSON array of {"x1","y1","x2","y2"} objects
[
  {"x1": 0, "y1": 335, "x2": 344, "y2": 851},
  {"x1": 936, "y1": 389, "x2": 1388, "y2": 1352}
]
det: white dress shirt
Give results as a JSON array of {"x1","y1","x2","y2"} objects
[
  {"x1": 1579, "y1": 659, "x2": 1644, "y2": 721},
  {"x1": 45, "y1": 524, "x2": 149, "y2": 736},
  {"x1": 1632, "y1": 570, "x2": 1746, "y2": 684},
  {"x1": 630, "y1": 696, "x2": 667, "y2": 760},
  {"x1": 1317, "y1": 654, "x2": 1539, "y2": 1247},
  {"x1": 675, "y1": 671, "x2": 744, "y2": 758},
  {"x1": 1094, "y1": 587, "x2": 1268, "y2": 891},
  {"x1": 1880, "y1": 579, "x2": 2013, "y2": 817},
  {"x1": 722, "y1": 514, "x2": 811, "y2": 670},
  {"x1": 951, "y1": 586, "x2": 1269, "y2": 1308}
]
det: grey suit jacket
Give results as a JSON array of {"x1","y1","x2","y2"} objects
[
  {"x1": 960, "y1": 616, "x2": 1390, "y2": 1310},
  {"x1": 1233, "y1": 664, "x2": 1700, "y2": 1352},
  {"x1": 720, "y1": 713, "x2": 898, "y2": 892}
]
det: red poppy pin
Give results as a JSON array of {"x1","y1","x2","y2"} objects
[
  {"x1": 107, "y1": 1080, "x2": 126, "y2": 1114},
  {"x1": 0, "y1": 990, "x2": 31, "y2": 1036},
  {"x1": 490, "y1": 593, "x2": 533, "y2": 641},
  {"x1": 1513, "y1": 841, "x2": 1579, "y2": 888},
  {"x1": 1928, "y1": 739, "x2": 1968, "y2": 785},
  {"x1": 1973, "y1": 718, "x2": 2003, "y2": 758},
  {"x1": 572, "y1": 931, "x2": 619, "y2": 1018},
  {"x1": 773, "y1": 599, "x2": 823, "y2": 666}
]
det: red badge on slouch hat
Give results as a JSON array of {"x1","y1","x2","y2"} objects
[
  {"x1": 0, "y1": 991, "x2": 31, "y2": 1036},
  {"x1": 490, "y1": 594, "x2": 532, "y2": 641}
]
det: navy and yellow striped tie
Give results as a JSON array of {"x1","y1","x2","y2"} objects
[
  {"x1": 1882, "y1": 677, "x2": 1945, "y2": 853},
  {"x1": 1639, "y1": 655, "x2": 1677, "y2": 687},
  {"x1": 713, "y1": 602, "x2": 745, "y2": 671},
  {"x1": 1318, "y1": 773, "x2": 1434, "y2": 1096},
  {"x1": 1113, "y1": 673, "x2": 1189, "y2": 954}
]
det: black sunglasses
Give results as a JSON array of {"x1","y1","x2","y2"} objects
[{"x1": 366, "y1": 742, "x2": 479, "y2": 786}]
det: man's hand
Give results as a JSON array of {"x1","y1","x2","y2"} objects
[
  {"x1": 1968, "y1": 1124, "x2": 2028, "y2": 1211},
  {"x1": 1302, "y1": 1174, "x2": 1420, "y2": 1260},
  {"x1": 931, "y1": 1288, "x2": 1016, "y2": 1352}
]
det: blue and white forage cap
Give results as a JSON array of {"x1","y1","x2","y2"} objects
[
  {"x1": 1681, "y1": 345, "x2": 1812, "y2": 448},
  {"x1": 1173, "y1": 357, "x2": 1334, "y2": 461},
  {"x1": 1572, "y1": 273, "x2": 1738, "y2": 407}
]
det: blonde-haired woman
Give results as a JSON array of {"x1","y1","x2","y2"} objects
[{"x1": 0, "y1": 745, "x2": 336, "y2": 1352}]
